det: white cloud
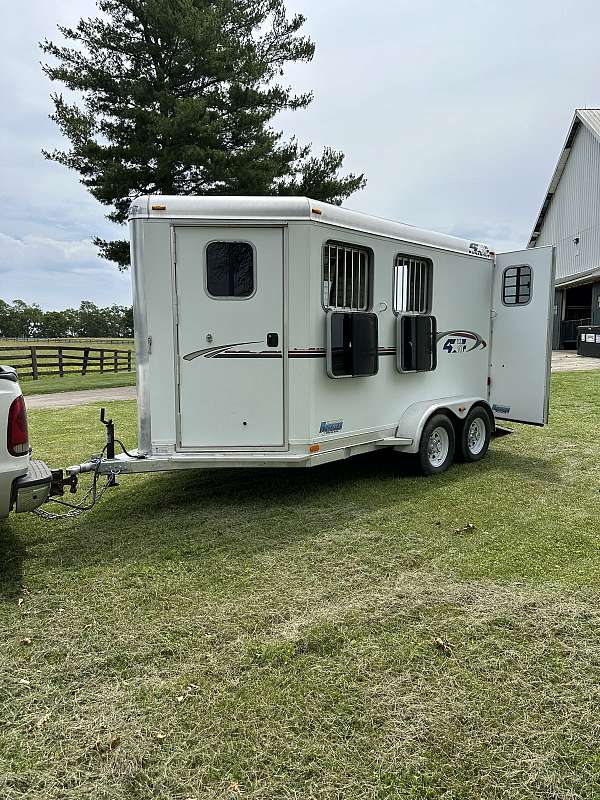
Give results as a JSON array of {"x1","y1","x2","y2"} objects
[{"x1": 1, "y1": 0, "x2": 600, "y2": 308}]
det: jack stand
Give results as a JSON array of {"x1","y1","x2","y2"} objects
[{"x1": 100, "y1": 408, "x2": 116, "y2": 460}]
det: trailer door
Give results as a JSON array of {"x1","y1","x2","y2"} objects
[
  {"x1": 175, "y1": 226, "x2": 284, "y2": 449},
  {"x1": 489, "y1": 246, "x2": 555, "y2": 426}
]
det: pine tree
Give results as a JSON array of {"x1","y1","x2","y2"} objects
[{"x1": 41, "y1": 0, "x2": 366, "y2": 268}]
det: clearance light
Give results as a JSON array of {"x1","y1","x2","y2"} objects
[
  {"x1": 309, "y1": 444, "x2": 320, "y2": 453},
  {"x1": 311, "y1": 207, "x2": 322, "y2": 215},
  {"x1": 151, "y1": 204, "x2": 166, "y2": 211}
]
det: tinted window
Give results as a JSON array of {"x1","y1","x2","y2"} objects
[
  {"x1": 206, "y1": 241, "x2": 254, "y2": 298},
  {"x1": 397, "y1": 314, "x2": 437, "y2": 373},
  {"x1": 503, "y1": 265, "x2": 532, "y2": 306},
  {"x1": 327, "y1": 311, "x2": 378, "y2": 378}
]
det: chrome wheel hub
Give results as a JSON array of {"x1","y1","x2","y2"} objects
[
  {"x1": 427, "y1": 426, "x2": 450, "y2": 468},
  {"x1": 467, "y1": 418, "x2": 486, "y2": 455}
]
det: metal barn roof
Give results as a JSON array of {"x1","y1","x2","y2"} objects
[
  {"x1": 528, "y1": 109, "x2": 600, "y2": 248},
  {"x1": 129, "y1": 195, "x2": 492, "y2": 259}
]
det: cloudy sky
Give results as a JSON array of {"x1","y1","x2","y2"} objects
[{"x1": 2, "y1": 0, "x2": 600, "y2": 309}]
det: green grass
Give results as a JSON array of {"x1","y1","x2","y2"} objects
[
  {"x1": 0, "y1": 338, "x2": 135, "y2": 350},
  {"x1": 1, "y1": 372, "x2": 599, "y2": 799},
  {"x1": 19, "y1": 370, "x2": 136, "y2": 396}
]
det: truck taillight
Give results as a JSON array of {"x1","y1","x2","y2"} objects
[{"x1": 7, "y1": 395, "x2": 29, "y2": 457}]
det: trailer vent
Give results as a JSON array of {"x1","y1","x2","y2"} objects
[
  {"x1": 393, "y1": 255, "x2": 433, "y2": 314},
  {"x1": 322, "y1": 243, "x2": 371, "y2": 311}
]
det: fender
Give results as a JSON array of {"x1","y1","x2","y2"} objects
[{"x1": 393, "y1": 396, "x2": 493, "y2": 454}]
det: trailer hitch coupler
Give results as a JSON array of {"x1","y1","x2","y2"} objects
[{"x1": 66, "y1": 461, "x2": 99, "y2": 476}]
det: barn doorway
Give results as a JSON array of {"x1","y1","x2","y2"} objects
[{"x1": 560, "y1": 283, "x2": 593, "y2": 348}]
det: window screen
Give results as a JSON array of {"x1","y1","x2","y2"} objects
[
  {"x1": 206, "y1": 241, "x2": 254, "y2": 298},
  {"x1": 327, "y1": 311, "x2": 378, "y2": 378},
  {"x1": 322, "y1": 243, "x2": 371, "y2": 310},
  {"x1": 502, "y1": 265, "x2": 532, "y2": 305},
  {"x1": 394, "y1": 255, "x2": 433, "y2": 314}
]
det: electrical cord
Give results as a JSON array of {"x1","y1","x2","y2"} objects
[{"x1": 114, "y1": 439, "x2": 146, "y2": 459}]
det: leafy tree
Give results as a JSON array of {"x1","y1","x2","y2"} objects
[{"x1": 41, "y1": 0, "x2": 366, "y2": 269}]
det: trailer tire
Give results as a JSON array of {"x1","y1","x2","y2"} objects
[
  {"x1": 418, "y1": 413, "x2": 455, "y2": 476},
  {"x1": 458, "y1": 406, "x2": 492, "y2": 462}
]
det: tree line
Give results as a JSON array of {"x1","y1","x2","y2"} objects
[{"x1": 0, "y1": 299, "x2": 133, "y2": 339}]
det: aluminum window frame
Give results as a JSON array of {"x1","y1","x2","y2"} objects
[
  {"x1": 393, "y1": 254, "x2": 433, "y2": 315},
  {"x1": 501, "y1": 264, "x2": 533, "y2": 307},
  {"x1": 204, "y1": 239, "x2": 258, "y2": 301},
  {"x1": 321, "y1": 241, "x2": 373, "y2": 312}
]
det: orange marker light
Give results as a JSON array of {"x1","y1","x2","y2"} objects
[
  {"x1": 311, "y1": 207, "x2": 322, "y2": 215},
  {"x1": 151, "y1": 204, "x2": 166, "y2": 211},
  {"x1": 309, "y1": 444, "x2": 320, "y2": 453}
]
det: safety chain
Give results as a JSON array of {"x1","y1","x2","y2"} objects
[{"x1": 32, "y1": 469, "x2": 120, "y2": 520}]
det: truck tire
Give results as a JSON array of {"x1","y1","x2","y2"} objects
[
  {"x1": 458, "y1": 406, "x2": 492, "y2": 462},
  {"x1": 418, "y1": 413, "x2": 455, "y2": 476}
]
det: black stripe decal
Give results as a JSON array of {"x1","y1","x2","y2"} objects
[{"x1": 185, "y1": 347, "x2": 400, "y2": 360}]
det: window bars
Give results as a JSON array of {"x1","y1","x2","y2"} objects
[
  {"x1": 322, "y1": 243, "x2": 370, "y2": 310},
  {"x1": 394, "y1": 255, "x2": 432, "y2": 314}
]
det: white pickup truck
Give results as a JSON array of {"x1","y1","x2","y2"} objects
[{"x1": 0, "y1": 365, "x2": 52, "y2": 519}]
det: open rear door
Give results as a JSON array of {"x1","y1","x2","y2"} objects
[{"x1": 489, "y1": 246, "x2": 555, "y2": 426}]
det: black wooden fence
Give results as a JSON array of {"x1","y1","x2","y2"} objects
[{"x1": 0, "y1": 345, "x2": 134, "y2": 380}]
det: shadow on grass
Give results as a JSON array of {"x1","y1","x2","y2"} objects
[
  {"x1": 39, "y1": 443, "x2": 561, "y2": 573},
  {"x1": 0, "y1": 520, "x2": 26, "y2": 600}
]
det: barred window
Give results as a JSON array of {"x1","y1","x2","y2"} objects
[
  {"x1": 322, "y1": 242, "x2": 371, "y2": 310},
  {"x1": 393, "y1": 255, "x2": 433, "y2": 314}
]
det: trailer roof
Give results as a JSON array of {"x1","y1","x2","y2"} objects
[{"x1": 129, "y1": 195, "x2": 491, "y2": 258}]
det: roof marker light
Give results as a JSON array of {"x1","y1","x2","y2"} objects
[
  {"x1": 152, "y1": 204, "x2": 166, "y2": 211},
  {"x1": 311, "y1": 207, "x2": 322, "y2": 215}
]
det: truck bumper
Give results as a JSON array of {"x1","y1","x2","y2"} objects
[{"x1": 12, "y1": 460, "x2": 52, "y2": 513}]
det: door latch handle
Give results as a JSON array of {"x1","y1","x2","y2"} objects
[
  {"x1": 206, "y1": 333, "x2": 213, "y2": 343},
  {"x1": 267, "y1": 333, "x2": 279, "y2": 348}
]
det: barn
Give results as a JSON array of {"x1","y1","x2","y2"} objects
[{"x1": 529, "y1": 109, "x2": 600, "y2": 349}]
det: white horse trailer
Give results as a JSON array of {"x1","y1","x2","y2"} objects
[{"x1": 69, "y1": 196, "x2": 555, "y2": 479}]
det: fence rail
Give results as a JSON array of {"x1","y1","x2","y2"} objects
[{"x1": 0, "y1": 345, "x2": 134, "y2": 380}]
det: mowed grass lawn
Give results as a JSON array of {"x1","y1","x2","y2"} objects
[
  {"x1": 1, "y1": 372, "x2": 599, "y2": 799},
  {"x1": 0, "y1": 339, "x2": 136, "y2": 396}
]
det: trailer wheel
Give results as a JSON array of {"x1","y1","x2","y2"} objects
[
  {"x1": 458, "y1": 406, "x2": 492, "y2": 462},
  {"x1": 418, "y1": 413, "x2": 455, "y2": 475}
]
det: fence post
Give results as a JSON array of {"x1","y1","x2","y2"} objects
[
  {"x1": 127, "y1": 350, "x2": 132, "y2": 372},
  {"x1": 100, "y1": 350, "x2": 105, "y2": 373},
  {"x1": 31, "y1": 346, "x2": 38, "y2": 380},
  {"x1": 113, "y1": 350, "x2": 118, "y2": 372},
  {"x1": 82, "y1": 348, "x2": 89, "y2": 375},
  {"x1": 58, "y1": 347, "x2": 64, "y2": 377}
]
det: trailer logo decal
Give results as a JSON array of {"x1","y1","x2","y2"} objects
[
  {"x1": 437, "y1": 330, "x2": 486, "y2": 354},
  {"x1": 319, "y1": 419, "x2": 343, "y2": 434}
]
